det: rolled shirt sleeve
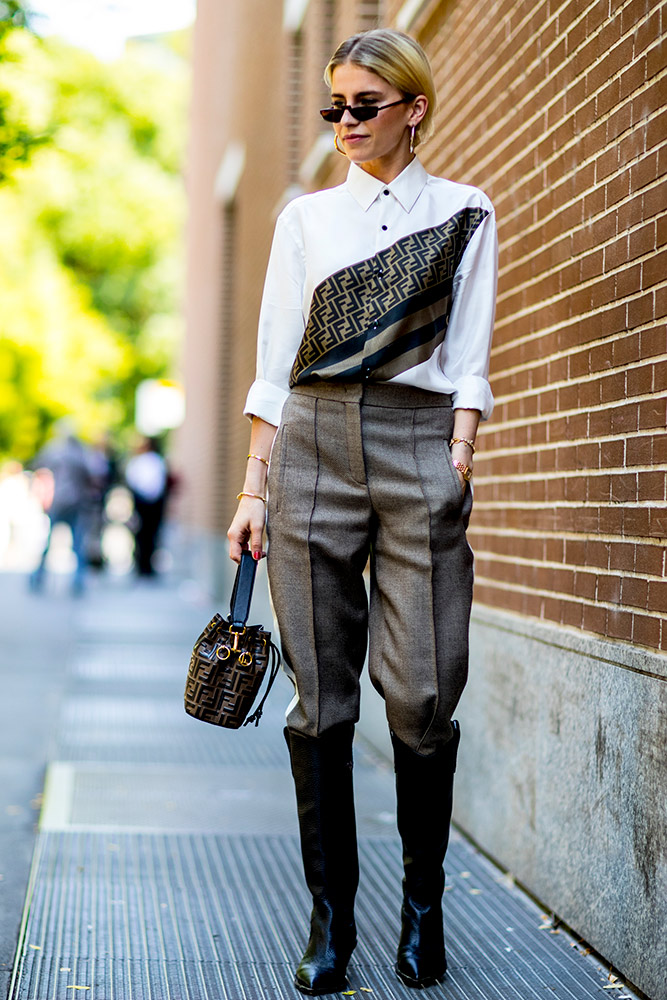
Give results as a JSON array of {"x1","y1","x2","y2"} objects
[
  {"x1": 439, "y1": 207, "x2": 498, "y2": 419},
  {"x1": 243, "y1": 210, "x2": 306, "y2": 426}
]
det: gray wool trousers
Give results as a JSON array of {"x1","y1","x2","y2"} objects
[{"x1": 266, "y1": 382, "x2": 474, "y2": 756}]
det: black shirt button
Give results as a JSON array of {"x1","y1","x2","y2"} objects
[
  {"x1": 383, "y1": 189, "x2": 390, "y2": 196},
  {"x1": 381, "y1": 225, "x2": 388, "y2": 231}
]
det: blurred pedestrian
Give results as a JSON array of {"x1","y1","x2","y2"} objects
[
  {"x1": 86, "y1": 434, "x2": 119, "y2": 569},
  {"x1": 125, "y1": 436, "x2": 168, "y2": 577},
  {"x1": 29, "y1": 421, "x2": 96, "y2": 595}
]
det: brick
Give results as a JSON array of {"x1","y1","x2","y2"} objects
[
  {"x1": 586, "y1": 539, "x2": 610, "y2": 569},
  {"x1": 589, "y1": 343, "x2": 615, "y2": 374},
  {"x1": 578, "y1": 380, "x2": 601, "y2": 408},
  {"x1": 537, "y1": 448, "x2": 558, "y2": 472},
  {"x1": 542, "y1": 596, "x2": 564, "y2": 624},
  {"x1": 598, "y1": 506, "x2": 625, "y2": 534},
  {"x1": 640, "y1": 326, "x2": 667, "y2": 358},
  {"x1": 635, "y1": 544, "x2": 664, "y2": 576},
  {"x1": 591, "y1": 274, "x2": 618, "y2": 309},
  {"x1": 649, "y1": 507, "x2": 667, "y2": 537},
  {"x1": 645, "y1": 108, "x2": 667, "y2": 154},
  {"x1": 628, "y1": 150, "x2": 659, "y2": 193},
  {"x1": 611, "y1": 472, "x2": 638, "y2": 503},
  {"x1": 583, "y1": 183, "x2": 607, "y2": 220},
  {"x1": 582, "y1": 603, "x2": 607, "y2": 636},
  {"x1": 653, "y1": 434, "x2": 667, "y2": 463},
  {"x1": 587, "y1": 474, "x2": 611, "y2": 502},
  {"x1": 626, "y1": 434, "x2": 653, "y2": 465},
  {"x1": 611, "y1": 402, "x2": 639, "y2": 435},
  {"x1": 621, "y1": 506, "x2": 650, "y2": 536},
  {"x1": 616, "y1": 263, "x2": 642, "y2": 299},
  {"x1": 600, "y1": 439, "x2": 624, "y2": 468},
  {"x1": 612, "y1": 333, "x2": 640, "y2": 368},
  {"x1": 632, "y1": 613, "x2": 661, "y2": 650},
  {"x1": 628, "y1": 222, "x2": 656, "y2": 261},
  {"x1": 598, "y1": 573, "x2": 622, "y2": 604},
  {"x1": 626, "y1": 363, "x2": 654, "y2": 397},
  {"x1": 565, "y1": 476, "x2": 587, "y2": 501},
  {"x1": 562, "y1": 599, "x2": 583, "y2": 628},
  {"x1": 621, "y1": 576, "x2": 649, "y2": 610},
  {"x1": 606, "y1": 608, "x2": 633, "y2": 640},
  {"x1": 558, "y1": 383, "x2": 579, "y2": 411},
  {"x1": 619, "y1": 54, "x2": 647, "y2": 100},
  {"x1": 654, "y1": 360, "x2": 667, "y2": 392},
  {"x1": 639, "y1": 396, "x2": 667, "y2": 429},
  {"x1": 627, "y1": 293, "x2": 655, "y2": 329},
  {"x1": 574, "y1": 570, "x2": 597, "y2": 600},
  {"x1": 647, "y1": 580, "x2": 667, "y2": 615},
  {"x1": 638, "y1": 470, "x2": 666, "y2": 501},
  {"x1": 609, "y1": 542, "x2": 636, "y2": 572},
  {"x1": 600, "y1": 371, "x2": 627, "y2": 403},
  {"x1": 545, "y1": 537, "x2": 564, "y2": 563},
  {"x1": 589, "y1": 408, "x2": 613, "y2": 438},
  {"x1": 642, "y1": 180, "x2": 667, "y2": 222},
  {"x1": 576, "y1": 441, "x2": 600, "y2": 469},
  {"x1": 642, "y1": 248, "x2": 667, "y2": 290}
]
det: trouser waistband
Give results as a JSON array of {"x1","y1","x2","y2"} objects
[{"x1": 290, "y1": 382, "x2": 453, "y2": 408}]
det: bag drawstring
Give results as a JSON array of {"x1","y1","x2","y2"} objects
[{"x1": 243, "y1": 639, "x2": 282, "y2": 727}]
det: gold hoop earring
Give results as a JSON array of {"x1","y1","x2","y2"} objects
[
  {"x1": 334, "y1": 134, "x2": 346, "y2": 156},
  {"x1": 409, "y1": 125, "x2": 416, "y2": 155}
]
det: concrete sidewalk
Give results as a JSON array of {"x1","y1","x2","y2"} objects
[{"x1": 0, "y1": 567, "x2": 641, "y2": 1000}]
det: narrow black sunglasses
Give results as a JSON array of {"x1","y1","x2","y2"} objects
[{"x1": 320, "y1": 96, "x2": 414, "y2": 123}]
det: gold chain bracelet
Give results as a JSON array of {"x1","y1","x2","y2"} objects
[
  {"x1": 237, "y1": 491, "x2": 267, "y2": 504},
  {"x1": 450, "y1": 437, "x2": 476, "y2": 454}
]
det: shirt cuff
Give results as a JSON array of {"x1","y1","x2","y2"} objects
[
  {"x1": 243, "y1": 379, "x2": 289, "y2": 427},
  {"x1": 450, "y1": 375, "x2": 495, "y2": 421}
]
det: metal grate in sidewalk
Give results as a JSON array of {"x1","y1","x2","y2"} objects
[{"x1": 10, "y1": 830, "x2": 631, "y2": 1000}]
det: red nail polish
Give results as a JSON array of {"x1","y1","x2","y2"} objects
[{"x1": 253, "y1": 550, "x2": 261, "y2": 560}]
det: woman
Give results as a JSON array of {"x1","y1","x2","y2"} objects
[{"x1": 228, "y1": 28, "x2": 497, "y2": 996}]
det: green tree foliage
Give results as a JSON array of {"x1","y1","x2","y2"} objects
[
  {"x1": 0, "y1": 10, "x2": 187, "y2": 461},
  {"x1": 0, "y1": 1, "x2": 51, "y2": 180}
]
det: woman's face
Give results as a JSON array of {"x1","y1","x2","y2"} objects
[{"x1": 329, "y1": 62, "x2": 426, "y2": 177}]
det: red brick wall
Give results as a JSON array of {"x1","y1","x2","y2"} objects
[
  {"x1": 184, "y1": 0, "x2": 665, "y2": 645},
  {"x1": 380, "y1": 0, "x2": 665, "y2": 651}
]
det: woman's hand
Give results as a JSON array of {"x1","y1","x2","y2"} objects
[
  {"x1": 227, "y1": 495, "x2": 266, "y2": 564},
  {"x1": 227, "y1": 415, "x2": 278, "y2": 563},
  {"x1": 450, "y1": 441, "x2": 472, "y2": 494},
  {"x1": 450, "y1": 409, "x2": 479, "y2": 496}
]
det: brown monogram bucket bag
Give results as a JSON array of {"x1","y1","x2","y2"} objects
[{"x1": 184, "y1": 552, "x2": 281, "y2": 729}]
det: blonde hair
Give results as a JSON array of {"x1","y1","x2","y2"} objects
[{"x1": 324, "y1": 29, "x2": 436, "y2": 147}]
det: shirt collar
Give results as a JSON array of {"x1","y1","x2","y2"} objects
[{"x1": 345, "y1": 157, "x2": 428, "y2": 213}]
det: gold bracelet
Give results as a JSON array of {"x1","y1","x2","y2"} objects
[
  {"x1": 453, "y1": 460, "x2": 473, "y2": 482},
  {"x1": 237, "y1": 491, "x2": 267, "y2": 504},
  {"x1": 247, "y1": 453, "x2": 269, "y2": 466},
  {"x1": 450, "y1": 437, "x2": 476, "y2": 454}
]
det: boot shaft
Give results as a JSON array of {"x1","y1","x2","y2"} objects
[
  {"x1": 392, "y1": 722, "x2": 460, "y2": 889},
  {"x1": 285, "y1": 725, "x2": 359, "y2": 904}
]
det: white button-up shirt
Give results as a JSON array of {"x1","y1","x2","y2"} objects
[{"x1": 244, "y1": 157, "x2": 498, "y2": 427}]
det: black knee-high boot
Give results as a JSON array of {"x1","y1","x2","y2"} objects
[
  {"x1": 284, "y1": 725, "x2": 359, "y2": 996},
  {"x1": 391, "y1": 721, "x2": 460, "y2": 989}
]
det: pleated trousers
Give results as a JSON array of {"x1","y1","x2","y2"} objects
[{"x1": 266, "y1": 382, "x2": 474, "y2": 756}]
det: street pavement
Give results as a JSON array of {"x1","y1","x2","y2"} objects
[{"x1": 0, "y1": 564, "x2": 640, "y2": 1000}]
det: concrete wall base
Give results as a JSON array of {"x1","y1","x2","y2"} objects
[{"x1": 455, "y1": 605, "x2": 666, "y2": 1000}]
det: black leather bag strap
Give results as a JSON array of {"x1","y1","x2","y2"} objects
[{"x1": 229, "y1": 550, "x2": 257, "y2": 627}]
